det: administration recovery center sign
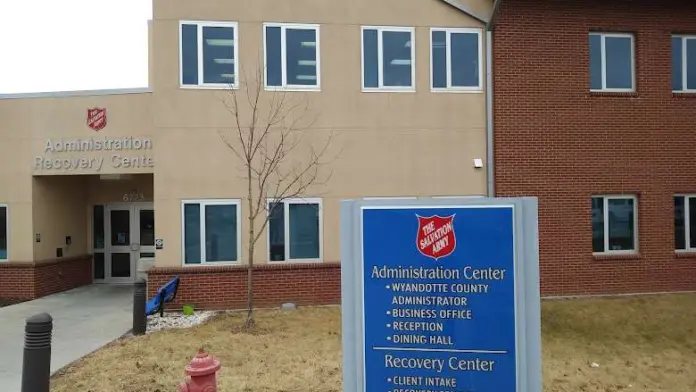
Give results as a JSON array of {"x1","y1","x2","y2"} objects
[{"x1": 340, "y1": 197, "x2": 541, "y2": 392}]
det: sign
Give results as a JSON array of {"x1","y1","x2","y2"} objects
[
  {"x1": 33, "y1": 136, "x2": 154, "y2": 172},
  {"x1": 123, "y1": 190, "x2": 145, "y2": 202},
  {"x1": 341, "y1": 197, "x2": 541, "y2": 392},
  {"x1": 87, "y1": 108, "x2": 107, "y2": 131},
  {"x1": 155, "y1": 238, "x2": 163, "y2": 250}
]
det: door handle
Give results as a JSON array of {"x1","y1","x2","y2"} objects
[{"x1": 130, "y1": 243, "x2": 141, "y2": 251}]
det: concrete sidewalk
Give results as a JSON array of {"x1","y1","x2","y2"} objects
[{"x1": 0, "y1": 285, "x2": 133, "y2": 391}]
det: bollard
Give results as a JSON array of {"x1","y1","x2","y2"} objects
[
  {"x1": 133, "y1": 278, "x2": 147, "y2": 335},
  {"x1": 179, "y1": 349, "x2": 221, "y2": 392},
  {"x1": 21, "y1": 312, "x2": 53, "y2": 392}
]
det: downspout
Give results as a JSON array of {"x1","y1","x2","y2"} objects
[
  {"x1": 485, "y1": 0, "x2": 503, "y2": 197},
  {"x1": 485, "y1": 30, "x2": 494, "y2": 197}
]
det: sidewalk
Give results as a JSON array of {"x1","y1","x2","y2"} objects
[{"x1": 0, "y1": 285, "x2": 133, "y2": 391}]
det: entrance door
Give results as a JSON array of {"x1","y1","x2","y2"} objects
[{"x1": 105, "y1": 203, "x2": 154, "y2": 284}]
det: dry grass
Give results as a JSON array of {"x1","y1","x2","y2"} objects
[{"x1": 51, "y1": 294, "x2": 696, "y2": 392}]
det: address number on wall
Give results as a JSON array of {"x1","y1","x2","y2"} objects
[{"x1": 123, "y1": 191, "x2": 145, "y2": 202}]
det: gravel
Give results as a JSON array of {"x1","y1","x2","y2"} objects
[{"x1": 146, "y1": 311, "x2": 219, "y2": 333}]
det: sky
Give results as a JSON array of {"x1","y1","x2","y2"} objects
[{"x1": 0, "y1": 0, "x2": 152, "y2": 94}]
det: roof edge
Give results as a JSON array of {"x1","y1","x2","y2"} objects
[
  {"x1": 0, "y1": 87, "x2": 153, "y2": 100},
  {"x1": 439, "y1": 0, "x2": 490, "y2": 25}
]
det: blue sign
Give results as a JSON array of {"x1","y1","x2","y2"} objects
[{"x1": 361, "y1": 205, "x2": 517, "y2": 392}]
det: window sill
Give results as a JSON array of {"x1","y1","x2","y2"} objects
[
  {"x1": 674, "y1": 251, "x2": 696, "y2": 259},
  {"x1": 672, "y1": 92, "x2": 696, "y2": 99},
  {"x1": 593, "y1": 252, "x2": 641, "y2": 261},
  {"x1": 180, "y1": 84, "x2": 239, "y2": 90},
  {"x1": 362, "y1": 88, "x2": 416, "y2": 93},
  {"x1": 589, "y1": 91, "x2": 639, "y2": 98},
  {"x1": 431, "y1": 88, "x2": 483, "y2": 94},
  {"x1": 264, "y1": 86, "x2": 321, "y2": 93}
]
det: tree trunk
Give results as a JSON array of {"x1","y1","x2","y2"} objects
[{"x1": 246, "y1": 165, "x2": 255, "y2": 329}]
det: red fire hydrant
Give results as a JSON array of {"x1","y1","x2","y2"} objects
[{"x1": 179, "y1": 348, "x2": 222, "y2": 392}]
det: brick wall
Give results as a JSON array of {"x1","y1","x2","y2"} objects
[
  {"x1": 0, "y1": 263, "x2": 34, "y2": 300},
  {"x1": 147, "y1": 263, "x2": 341, "y2": 310},
  {"x1": 0, "y1": 255, "x2": 93, "y2": 300},
  {"x1": 493, "y1": 0, "x2": 696, "y2": 295},
  {"x1": 34, "y1": 256, "x2": 93, "y2": 298}
]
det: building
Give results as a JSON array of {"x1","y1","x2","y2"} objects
[
  {"x1": 0, "y1": 0, "x2": 495, "y2": 307},
  {"x1": 491, "y1": 0, "x2": 696, "y2": 295}
]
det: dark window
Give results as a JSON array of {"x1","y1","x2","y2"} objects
[
  {"x1": 265, "y1": 24, "x2": 319, "y2": 88},
  {"x1": 0, "y1": 205, "x2": 6, "y2": 260},
  {"x1": 589, "y1": 33, "x2": 634, "y2": 91},
  {"x1": 183, "y1": 201, "x2": 239, "y2": 264},
  {"x1": 268, "y1": 199, "x2": 321, "y2": 262},
  {"x1": 93, "y1": 253, "x2": 105, "y2": 280},
  {"x1": 672, "y1": 36, "x2": 696, "y2": 92},
  {"x1": 181, "y1": 24, "x2": 199, "y2": 85},
  {"x1": 180, "y1": 22, "x2": 237, "y2": 87},
  {"x1": 93, "y1": 205, "x2": 105, "y2": 250},
  {"x1": 362, "y1": 27, "x2": 414, "y2": 89},
  {"x1": 674, "y1": 195, "x2": 696, "y2": 250},
  {"x1": 431, "y1": 29, "x2": 481, "y2": 90},
  {"x1": 591, "y1": 196, "x2": 637, "y2": 253}
]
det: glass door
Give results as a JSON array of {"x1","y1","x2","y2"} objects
[
  {"x1": 135, "y1": 204, "x2": 156, "y2": 260},
  {"x1": 106, "y1": 206, "x2": 134, "y2": 284}
]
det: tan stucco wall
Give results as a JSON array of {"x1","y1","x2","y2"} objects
[
  {"x1": 0, "y1": 0, "x2": 492, "y2": 270},
  {"x1": 0, "y1": 92, "x2": 153, "y2": 262},
  {"x1": 150, "y1": 0, "x2": 491, "y2": 267},
  {"x1": 32, "y1": 176, "x2": 89, "y2": 261}
]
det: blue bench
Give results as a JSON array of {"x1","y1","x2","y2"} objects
[{"x1": 146, "y1": 276, "x2": 180, "y2": 317}]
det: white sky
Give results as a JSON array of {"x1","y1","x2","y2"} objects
[{"x1": 0, "y1": 0, "x2": 152, "y2": 94}]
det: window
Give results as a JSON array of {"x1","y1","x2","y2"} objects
[
  {"x1": 672, "y1": 36, "x2": 696, "y2": 92},
  {"x1": 362, "y1": 26, "x2": 415, "y2": 91},
  {"x1": 92, "y1": 205, "x2": 105, "y2": 279},
  {"x1": 180, "y1": 21, "x2": 239, "y2": 88},
  {"x1": 591, "y1": 195, "x2": 638, "y2": 254},
  {"x1": 267, "y1": 198, "x2": 322, "y2": 262},
  {"x1": 674, "y1": 195, "x2": 696, "y2": 250},
  {"x1": 430, "y1": 28, "x2": 482, "y2": 91},
  {"x1": 264, "y1": 23, "x2": 320, "y2": 90},
  {"x1": 589, "y1": 33, "x2": 635, "y2": 92},
  {"x1": 182, "y1": 200, "x2": 241, "y2": 264},
  {"x1": 0, "y1": 204, "x2": 6, "y2": 261}
]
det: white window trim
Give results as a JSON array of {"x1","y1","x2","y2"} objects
[
  {"x1": 589, "y1": 32, "x2": 636, "y2": 93},
  {"x1": 180, "y1": 199, "x2": 242, "y2": 266},
  {"x1": 179, "y1": 20, "x2": 240, "y2": 90},
  {"x1": 675, "y1": 194, "x2": 696, "y2": 251},
  {"x1": 361, "y1": 25, "x2": 416, "y2": 93},
  {"x1": 672, "y1": 35, "x2": 696, "y2": 93},
  {"x1": 592, "y1": 195, "x2": 639, "y2": 255},
  {"x1": 266, "y1": 197, "x2": 323, "y2": 264},
  {"x1": 429, "y1": 27, "x2": 484, "y2": 93},
  {"x1": 0, "y1": 203, "x2": 7, "y2": 261},
  {"x1": 263, "y1": 23, "x2": 321, "y2": 92}
]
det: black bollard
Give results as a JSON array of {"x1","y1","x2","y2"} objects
[
  {"x1": 21, "y1": 312, "x2": 52, "y2": 392},
  {"x1": 133, "y1": 278, "x2": 147, "y2": 335}
]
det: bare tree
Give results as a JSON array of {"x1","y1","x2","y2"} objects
[{"x1": 218, "y1": 63, "x2": 335, "y2": 329}]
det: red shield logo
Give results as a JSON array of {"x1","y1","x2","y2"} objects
[
  {"x1": 87, "y1": 108, "x2": 107, "y2": 131},
  {"x1": 416, "y1": 215, "x2": 456, "y2": 261}
]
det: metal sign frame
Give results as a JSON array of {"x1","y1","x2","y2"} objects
[{"x1": 340, "y1": 197, "x2": 541, "y2": 392}]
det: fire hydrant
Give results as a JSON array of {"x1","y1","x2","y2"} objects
[{"x1": 179, "y1": 348, "x2": 221, "y2": 392}]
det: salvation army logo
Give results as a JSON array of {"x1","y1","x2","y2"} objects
[{"x1": 416, "y1": 214, "x2": 456, "y2": 261}]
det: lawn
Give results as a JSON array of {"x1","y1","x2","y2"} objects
[{"x1": 51, "y1": 294, "x2": 696, "y2": 392}]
